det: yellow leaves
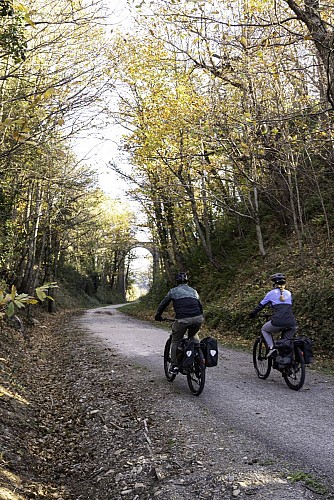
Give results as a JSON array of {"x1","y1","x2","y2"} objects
[
  {"x1": 0, "y1": 86, "x2": 59, "y2": 143},
  {"x1": 243, "y1": 112, "x2": 253, "y2": 122},
  {"x1": 43, "y1": 87, "x2": 56, "y2": 98},
  {"x1": 13, "y1": 1, "x2": 28, "y2": 12},
  {"x1": 0, "y1": 283, "x2": 57, "y2": 320},
  {"x1": 240, "y1": 36, "x2": 248, "y2": 49},
  {"x1": 2, "y1": 117, "x2": 25, "y2": 127},
  {"x1": 35, "y1": 288, "x2": 50, "y2": 302},
  {"x1": 289, "y1": 134, "x2": 299, "y2": 143},
  {"x1": 0, "y1": 118, "x2": 32, "y2": 142},
  {"x1": 13, "y1": 1, "x2": 36, "y2": 27},
  {"x1": 0, "y1": 292, "x2": 12, "y2": 304},
  {"x1": 24, "y1": 12, "x2": 36, "y2": 28},
  {"x1": 1, "y1": 118, "x2": 14, "y2": 127},
  {"x1": 260, "y1": 38, "x2": 270, "y2": 48},
  {"x1": 31, "y1": 87, "x2": 57, "y2": 104},
  {"x1": 12, "y1": 131, "x2": 31, "y2": 142},
  {"x1": 55, "y1": 148, "x2": 67, "y2": 158}
]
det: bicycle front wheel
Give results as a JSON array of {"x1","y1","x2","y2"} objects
[
  {"x1": 187, "y1": 347, "x2": 205, "y2": 396},
  {"x1": 253, "y1": 337, "x2": 272, "y2": 379},
  {"x1": 164, "y1": 336, "x2": 176, "y2": 382},
  {"x1": 283, "y1": 347, "x2": 305, "y2": 390}
]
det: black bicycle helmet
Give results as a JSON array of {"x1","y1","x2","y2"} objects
[
  {"x1": 176, "y1": 272, "x2": 188, "y2": 284},
  {"x1": 271, "y1": 273, "x2": 286, "y2": 285}
]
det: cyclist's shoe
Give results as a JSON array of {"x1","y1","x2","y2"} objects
[
  {"x1": 267, "y1": 348, "x2": 277, "y2": 359},
  {"x1": 169, "y1": 365, "x2": 179, "y2": 374}
]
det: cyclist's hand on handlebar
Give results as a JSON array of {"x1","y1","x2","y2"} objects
[
  {"x1": 249, "y1": 311, "x2": 256, "y2": 319},
  {"x1": 154, "y1": 314, "x2": 163, "y2": 322}
]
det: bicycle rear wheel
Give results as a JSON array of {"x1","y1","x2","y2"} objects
[
  {"x1": 187, "y1": 347, "x2": 205, "y2": 396},
  {"x1": 283, "y1": 347, "x2": 305, "y2": 390},
  {"x1": 253, "y1": 336, "x2": 272, "y2": 379},
  {"x1": 164, "y1": 336, "x2": 176, "y2": 382}
]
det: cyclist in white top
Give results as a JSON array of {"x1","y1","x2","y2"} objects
[{"x1": 249, "y1": 273, "x2": 297, "y2": 357}]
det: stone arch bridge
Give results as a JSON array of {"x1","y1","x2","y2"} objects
[{"x1": 116, "y1": 240, "x2": 160, "y2": 301}]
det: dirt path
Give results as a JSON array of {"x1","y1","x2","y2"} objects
[
  {"x1": 1, "y1": 307, "x2": 333, "y2": 499},
  {"x1": 77, "y1": 305, "x2": 334, "y2": 479}
]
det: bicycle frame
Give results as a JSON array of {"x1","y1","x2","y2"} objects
[
  {"x1": 252, "y1": 332, "x2": 306, "y2": 391},
  {"x1": 163, "y1": 332, "x2": 206, "y2": 396}
]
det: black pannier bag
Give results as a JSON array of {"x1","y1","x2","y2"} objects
[
  {"x1": 293, "y1": 337, "x2": 314, "y2": 364},
  {"x1": 176, "y1": 338, "x2": 195, "y2": 370},
  {"x1": 274, "y1": 338, "x2": 294, "y2": 369},
  {"x1": 200, "y1": 337, "x2": 218, "y2": 367}
]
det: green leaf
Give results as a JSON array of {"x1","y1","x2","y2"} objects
[
  {"x1": 13, "y1": 300, "x2": 25, "y2": 308},
  {"x1": 36, "y1": 289, "x2": 47, "y2": 301},
  {"x1": 7, "y1": 302, "x2": 15, "y2": 317},
  {"x1": 10, "y1": 285, "x2": 16, "y2": 300}
]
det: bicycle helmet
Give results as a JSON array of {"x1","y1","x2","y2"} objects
[
  {"x1": 270, "y1": 273, "x2": 286, "y2": 285},
  {"x1": 176, "y1": 272, "x2": 188, "y2": 284}
]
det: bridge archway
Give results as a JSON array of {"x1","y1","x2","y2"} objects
[{"x1": 116, "y1": 240, "x2": 160, "y2": 301}]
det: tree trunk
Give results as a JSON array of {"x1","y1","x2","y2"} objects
[
  {"x1": 285, "y1": 0, "x2": 334, "y2": 108},
  {"x1": 250, "y1": 185, "x2": 266, "y2": 257}
]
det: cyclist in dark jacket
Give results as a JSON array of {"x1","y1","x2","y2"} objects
[
  {"x1": 155, "y1": 272, "x2": 204, "y2": 373},
  {"x1": 249, "y1": 273, "x2": 297, "y2": 357}
]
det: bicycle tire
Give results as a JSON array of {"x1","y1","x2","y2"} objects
[
  {"x1": 253, "y1": 336, "x2": 272, "y2": 379},
  {"x1": 186, "y1": 347, "x2": 205, "y2": 396},
  {"x1": 164, "y1": 336, "x2": 176, "y2": 382},
  {"x1": 282, "y1": 346, "x2": 305, "y2": 390}
]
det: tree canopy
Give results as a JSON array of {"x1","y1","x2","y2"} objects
[
  {"x1": 107, "y1": 0, "x2": 334, "y2": 280},
  {"x1": 2, "y1": 0, "x2": 334, "y2": 321},
  {"x1": 0, "y1": 0, "x2": 138, "y2": 303}
]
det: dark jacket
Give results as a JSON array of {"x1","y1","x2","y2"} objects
[
  {"x1": 156, "y1": 284, "x2": 203, "y2": 319},
  {"x1": 250, "y1": 287, "x2": 296, "y2": 327}
]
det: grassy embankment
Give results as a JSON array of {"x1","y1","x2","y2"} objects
[{"x1": 121, "y1": 237, "x2": 334, "y2": 375}]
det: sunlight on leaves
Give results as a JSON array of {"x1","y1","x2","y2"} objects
[
  {"x1": 0, "y1": 487, "x2": 24, "y2": 500},
  {"x1": 0, "y1": 385, "x2": 29, "y2": 405},
  {"x1": 0, "y1": 468, "x2": 21, "y2": 486}
]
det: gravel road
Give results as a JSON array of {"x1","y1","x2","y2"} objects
[{"x1": 75, "y1": 305, "x2": 334, "y2": 498}]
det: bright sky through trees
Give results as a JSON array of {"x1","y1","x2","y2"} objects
[
  {"x1": 72, "y1": 0, "x2": 134, "y2": 198},
  {"x1": 73, "y1": 125, "x2": 129, "y2": 198}
]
